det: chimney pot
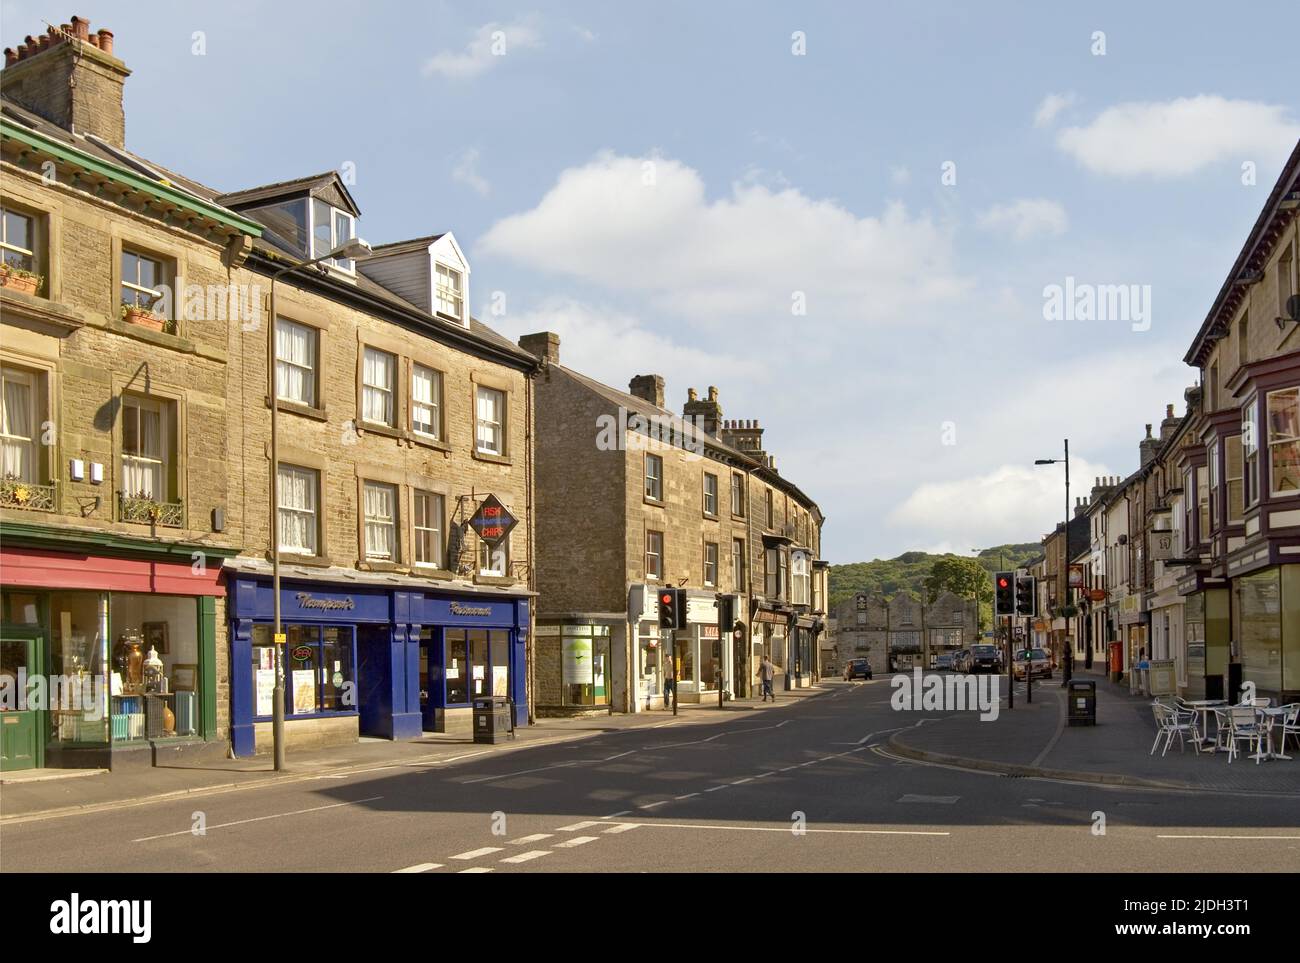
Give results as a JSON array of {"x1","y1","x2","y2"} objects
[
  {"x1": 4, "y1": 49, "x2": 16, "y2": 67},
  {"x1": 96, "y1": 29, "x2": 113, "y2": 55},
  {"x1": 707, "y1": 386, "x2": 718, "y2": 403},
  {"x1": 71, "y1": 16, "x2": 90, "y2": 41},
  {"x1": 88, "y1": 33, "x2": 100, "y2": 48}
]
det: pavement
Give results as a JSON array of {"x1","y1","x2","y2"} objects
[
  {"x1": 0, "y1": 685, "x2": 828, "y2": 822},
  {"x1": 2, "y1": 678, "x2": 1297, "y2": 873},
  {"x1": 887, "y1": 666, "x2": 1300, "y2": 794}
]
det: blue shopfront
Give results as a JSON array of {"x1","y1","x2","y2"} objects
[{"x1": 227, "y1": 574, "x2": 529, "y2": 757}]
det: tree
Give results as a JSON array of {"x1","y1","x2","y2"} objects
[{"x1": 924, "y1": 556, "x2": 993, "y2": 630}]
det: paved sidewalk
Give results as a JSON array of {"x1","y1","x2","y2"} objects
[
  {"x1": 0, "y1": 683, "x2": 831, "y2": 821},
  {"x1": 887, "y1": 668, "x2": 1300, "y2": 794}
]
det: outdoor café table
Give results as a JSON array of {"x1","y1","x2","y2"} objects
[
  {"x1": 1184, "y1": 700, "x2": 1227, "y2": 749},
  {"x1": 1255, "y1": 707, "x2": 1291, "y2": 761}
]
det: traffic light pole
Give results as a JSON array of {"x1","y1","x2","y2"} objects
[
  {"x1": 1004, "y1": 615, "x2": 1013, "y2": 710},
  {"x1": 1026, "y1": 615, "x2": 1033, "y2": 704}
]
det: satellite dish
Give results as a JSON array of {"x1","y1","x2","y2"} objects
[{"x1": 1277, "y1": 294, "x2": 1300, "y2": 331}]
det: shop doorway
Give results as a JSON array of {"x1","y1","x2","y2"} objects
[
  {"x1": 1, "y1": 632, "x2": 43, "y2": 771},
  {"x1": 356, "y1": 624, "x2": 391, "y2": 738}
]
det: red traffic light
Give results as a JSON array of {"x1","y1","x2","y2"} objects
[
  {"x1": 661, "y1": 593, "x2": 673, "y2": 604},
  {"x1": 998, "y1": 577, "x2": 1009, "y2": 588}
]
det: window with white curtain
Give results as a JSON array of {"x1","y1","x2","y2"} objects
[
  {"x1": 363, "y1": 481, "x2": 398, "y2": 561},
  {"x1": 362, "y1": 347, "x2": 396, "y2": 426},
  {"x1": 1, "y1": 367, "x2": 36, "y2": 482},
  {"x1": 478, "y1": 535, "x2": 508, "y2": 576},
  {"x1": 414, "y1": 490, "x2": 444, "y2": 568},
  {"x1": 435, "y1": 263, "x2": 463, "y2": 320},
  {"x1": 411, "y1": 364, "x2": 441, "y2": 439},
  {"x1": 278, "y1": 465, "x2": 318, "y2": 556},
  {"x1": 275, "y1": 318, "x2": 317, "y2": 407},
  {"x1": 122, "y1": 397, "x2": 166, "y2": 500},
  {"x1": 475, "y1": 386, "x2": 504, "y2": 455}
]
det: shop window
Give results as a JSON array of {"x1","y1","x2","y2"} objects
[
  {"x1": 475, "y1": 385, "x2": 505, "y2": 455},
  {"x1": 1266, "y1": 387, "x2": 1300, "y2": 496},
  {"x1": 252, "y1": 623, "x2": 355, "y2": 716},
  {"x1": 1236, "y1": 570, "x2": 1282, "y2": 696},
  {"x1": 41, "y1": 591, "x2": 110, "y2": 745},
  {"x1": 414, "y1": 490, "x2": 445, "y2": 568},
  {"x1": 275, "y1": 318, "x2": 318, "y2": 408},
  {"x1": 445, "y1": 630, "x2": 469, "y2": 704},
  {"x1": 363, "y1": 481, "x2": 398, "y2": 561},
  {"x1": 277, "y1": 464, "x2": 319, "y2": 556},
  {"x1": 411, "y1": 364, "x2": 442, "y2": 439},
  {"x1": 445, "y1": 627, "x2": 510, "y2": 702},
  {"x1": 361, "y1": 347, "x2": 396, "y2": 427},
  {"x1": 703, "y1": 472, "x2": 718, "y2": 516},
  {"x1": 108, "y1": 593, "x2": 200, "y2": 741}
]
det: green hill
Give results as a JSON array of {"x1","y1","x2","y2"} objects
[{"x1": 828, "y1": 543, "x2": 1041, "y2": 608}]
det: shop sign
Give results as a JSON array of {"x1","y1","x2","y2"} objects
[
  {"x1": 450, "y1": 602, "x2": 493, "y2": 617},
  {"x1": 562, "y1": 636, "x2": 593, "y2": 685},
  {"x1": 629, "y1": 584, "x2": 658, "y2": 622},
  {"x1": 1068, "y1": 564, "x2": 1085, "y2": 589},
  {"x1": 686, "y1": 595, "x2": 719, "y2": 624},
  {"x1": 700, "y1": 625, "x2": 719, "y2": 639},
  {"x1": 1148, "y1": 530, "x2": 1174, "y2": 560},
  {"x1": 294, "y1": 592, "x2": 355, "y2": 611},
  {"x1": 469, "y1": 494, "x2": 517, "y2": 547}
]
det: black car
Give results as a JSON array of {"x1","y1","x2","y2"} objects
[
  {"x1": 968, "y1": 644, "x2": 1002, "y2": 673},
  {"x1": 843, "y1": 658, "x2": 873, "y2": 681}
]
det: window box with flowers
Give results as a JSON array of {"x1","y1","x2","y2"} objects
[
  {"x1": 0, "y1": 475, "x2": 55, "y2": 511},
  {"x1": 0, "y1": 263, "x2": 44, "y2": 297}
]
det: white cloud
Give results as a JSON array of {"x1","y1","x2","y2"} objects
[
  {"x1": 887, "y1": 457, "x2": 1113, "y2": 550},
  {"x1": 890, "y1": 165, "x2": 912, "y2": 186},
  {"x1": 485, "y1": 297, "x2": 767, "y2": 392},
  {"x1": 480, "y1": 152, "x2": 970, "y2": 325},
  {"x1": 452, "y1": 148, "x2": 490, "y2": 196},
  {"x1": 573, "y1": 25, "x2": 598, "y2": 43},
  {"x1": 421, "y1": 18, "x2": 543, "y2": 79},
  {"x1": 1056, "y1": 96, "x2": 1300, "y2": 177},
  {"x1": 1033, "y1": 92, "x2": 1076, "y2": 128},
  {"x1": 977, "y1": 198, "x2": 1068, "y2": 241}
]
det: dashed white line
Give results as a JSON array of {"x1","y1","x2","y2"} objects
[
  {"x1": 554, "y1": 836, "x2": 599, "y2": 848},
  {"x1": 675, "y1": 792, "x2": 700, "y2": 800},
  {"x1": 132, "y1": 796, "x2": 384, "y2": 843},
  {"x1": 704, "y1": 785, "x2": 728, "y2": 792},
  {"x1": 500, "y1": 850, "x2": 552, "y2": 863},
  {"x1": 638, "y1": 799, "x2": 669, "y2": 809},
  {"x1": 458, "y1": 866, "x2": 495, "y2": 873},
  {"x1": 393, "y1": 862, "x2": 442, "y2": 873},
  {"x1": 451, "y1": 847, "x2": 504, "y2": 860},
  {"x1": 1156, "y1": 834, "x2": 1300, "y2": 840},
  {"x1": 557, "y1": 820, "x2": 605, "y2": 832},
  {"x1": 603, "y1": 823, "x2": 640, "y2": 834},
  {"x1": 731, "y1": 777, "x2": 754, "y2": 785},
  {"x1": 508, "y1": 833, "x2": 554, "y2": 845}
]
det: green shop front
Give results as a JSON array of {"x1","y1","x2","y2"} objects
[{"x1": 0, "y1": 527, "x2": 227, "y2": 772}]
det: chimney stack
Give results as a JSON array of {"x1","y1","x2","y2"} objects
[
  {"x1": 629, "y1": 375, "x2": 665, "y2": 409},
  {"x1": 2, "y1": 14, "x2": 130, "y2": 148},
  {"x1": 1159, "y1": 402, "x2": 1181, "y2": 442},
  {"x1": 518, "y1": 331, "x2": 560, "y2": 365},
  {"x1": 1139, "y1": 424, "x2": 1158, "y2": 467},
  {"x1": 683, "y1": 385, "x2": 723, "y2": 438}
]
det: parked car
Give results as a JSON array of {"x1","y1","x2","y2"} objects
[
  {"x1": 968, "y1": 644, "x2": 1002, "y2": 673},
  {"x1": 935, "y1": 654, "x2": 955, "y2": 671},
  {"x1": 1013, "y1": 647, "x2": 1053, "y2": 680},
  {"x1": 843, "y1": 658, "x2": 873, "y2": 681}
]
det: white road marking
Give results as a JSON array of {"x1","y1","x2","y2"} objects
[
  {"x1": 603, "y1": 750, "x2": 637, "y2": 761},
  {"x1": 602, "y1": 823, "x2": 640, "y2": 834},
  {"x1": 500, "y1": 850, "x2": 551, "y2": 863},
  {"x1": 704, "y1": 785, "x2": 728, "y2": 792},
  {"x1": 462, "y1": 760, "x2": 577, "y2": 785},
  {"x1": 451, "y1": 847, "x2": 504, "y2": 860},
  {"x1": 778, "y1": 765, "x2": 798, "y2": 772},
  {"x1": 1156, "y1": 834, "x2": 1300, "y2": 840},
  {"x1": 731, "y1": 777, "x2": 754, "y2": 785},
  {"x1": 393, "y1": 862, "x2": 442, "y2": 873},
  {"x1": 603, "y1": 810, "x2": 632, "y2": 818},
  {"x1": 132, "y1": 796, "x2": 383, "y2": 842},
  {"x1": 554, "y1": 835, "x2": 599, "y2": 848},
  {"x1": 630, "y1": 822, "x2": 949, "y2": 836},
  {"x1": 675, "y1": 792, "x2": 700, "y2": 799},
  {"x1": 898, "y1": 794, "x2": 960, "y2": 804},
  {"x1": 638, "y1": 799, "x2": 669, "y2": 809},
  {"x1": 756, "y1": 772, "x2": 776, "y2": 779},
  {"x1": 556, "y1": 820, "x2": 604, "y2": 832},
  {"x1": 459, "y1": 867, "x2": 494, "y2": 873},
  {"x1": 508, "y1": 833, "x2": 554, "y2": 845}
]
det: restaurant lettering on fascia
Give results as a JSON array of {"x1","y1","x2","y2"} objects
[{"x1": 0, "y1": 15, "x2": 539, "y2": 769}]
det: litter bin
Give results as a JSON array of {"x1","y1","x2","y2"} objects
[
  {"x1": 1067, "y1": 679, "x2": 1096, "y2": 726},
  {"x1": 473, "y1": 696, "x2": 513, "y2": 744}
]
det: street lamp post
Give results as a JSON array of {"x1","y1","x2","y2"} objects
[
  {"x1": 267, "y1": 238, "x2": 373, "y2": 771},
  {"x1": 1035, "y1": 440, "x2": 1071, "y2": 689}
]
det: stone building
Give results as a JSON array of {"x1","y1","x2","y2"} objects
[
  {"x1": 830, "y1": 588, "x2": 977, "y2": 674},
  {"x1": 0, "y1": 15, "x2": 540, "y2": 771},
  {"x1": 521, "y1": 332, "x2": 825, "y2": 712}
]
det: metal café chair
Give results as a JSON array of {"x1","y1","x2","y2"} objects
[
  {"x1": 1273, "y1": 704, "x2": 1299, "y2": 761},
  {"x1": 1224, "y1": 705, "x2": 1265, "y2": 764}
]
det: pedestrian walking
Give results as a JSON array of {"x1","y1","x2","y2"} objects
[
  {"x1": 663, "y1": 651, "x2": 675, "y2": 710},
  {"x1": 757, "y1": 654, "x2": 776, "y2": 702}
]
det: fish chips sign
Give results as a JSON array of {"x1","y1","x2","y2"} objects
[{"x1": 469, "y1": 494, "x2": 517, "y2": 547}]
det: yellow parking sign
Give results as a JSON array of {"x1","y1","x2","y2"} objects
[{"x1": 274, "y1": 633, "x2": 287, "y2": 646}]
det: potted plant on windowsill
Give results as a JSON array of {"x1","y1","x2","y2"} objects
[
  {"x1": 0, "y1": 263, "x2": 44, "y2": 297},
  {"x1": 120, "y1": 301, "x2": 165, "y2": 332}
]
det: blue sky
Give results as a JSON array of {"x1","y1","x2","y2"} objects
[{"x1": 5, "y1": 1, "x2": 1297, "y2": 562}]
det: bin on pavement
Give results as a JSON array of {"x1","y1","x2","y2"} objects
[
  {"x1": 472, "y1": 696, "x2": 514, "y2": 744},
  {"x1": 1067, "y1": 679, "x2": 1096, "y2": 726}
]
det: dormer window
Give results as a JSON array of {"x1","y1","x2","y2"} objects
[
  {"x1": 435, "y1": 263, "x2": 463, "y2": 321},
  {"x1": 313, "y1": 200, "x2": 356, "y2": 273}
]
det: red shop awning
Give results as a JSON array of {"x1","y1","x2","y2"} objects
[{"x1": 0, "y1": 545, "x2": 225, "y2": 596}]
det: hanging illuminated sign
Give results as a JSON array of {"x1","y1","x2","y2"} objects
[{"x1": 469, "y1": 494, "x2": 518, "y2": 547}]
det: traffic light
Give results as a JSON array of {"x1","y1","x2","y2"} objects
[
  {"x1": 994, "y1": 572, "x2": 1014, "y2": 616},
  {"x1": 717, "y1": 593, "x2": 734, "y2": 631},
  {"x1": 658, "y1": 588, "x2": 685, "y2": 629},
  {"x1": 1015, "y1": 576, "x2": 1037, "y2": 617}
]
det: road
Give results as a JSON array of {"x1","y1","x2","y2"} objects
[{"x1": 3, "y1": 680, "x2": 1298, "y2": 873}]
